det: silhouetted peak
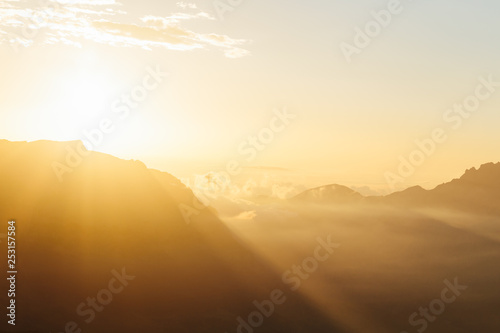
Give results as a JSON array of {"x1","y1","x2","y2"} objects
[
  {"x1": 400, "y1": 185, "x2": 426, "y2": 194},
  {"x1": 292, "y1": 183, "x2": 364, "y2": 203},
  {"x1": 460, "y1": 162, "x2": 500, "y2": 179}
]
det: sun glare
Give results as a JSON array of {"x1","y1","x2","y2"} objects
[
  {"x1": 69, "y1": 73, "x2": 110, "y2": 120},
  {"x1": 49, "y1": 51, "x2": 119, "y2": 142},
  {"x1": 50, "y1": 72, "x2": 112, "y2": 141}
]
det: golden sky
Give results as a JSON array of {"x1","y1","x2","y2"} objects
[{"x1": 1, "y1": 0, "x2": 499, "y2": 193}]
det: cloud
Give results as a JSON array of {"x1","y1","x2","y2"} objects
[
  {"x1": 234, "y1": 210, "x2": 257, "y2": 220},
  {"x1": 0, "y1": 0, "x2": 249, "y2": 57},
  {"x1": 243, "y1": 166, "x2": 292, "y2": 172},
  {"x1": 176, "y1": 2, "x2": 197, "y2": 9},
  {"x1": 224, "y1": 47, "x2": 250, "y2": 58},
  {"x1": 186, "y1": 170, "x2": 308, "y2": 205},
  {"x1": 53, "y1": 0, "x2": 119, "y2": 5},
  {"x1": 142, "y1": 12, "x2": 214, "y2": 26},
  {"x1": 92, "y1": 20, "x2": 198, "y2": 48}
]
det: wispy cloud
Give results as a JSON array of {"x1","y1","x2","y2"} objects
[
  {"x1": 0, "y1": 0, "x2": 249, "y2": 57},
  {"x1": 176, "y1": 2, "x2": 197, "y2": 10},
  {"x1": 53, "y1": 0, "x2": 119, "y2": 5},
  {"x1": 141, "y1": 12, "x2": 214, "y2": 26},
  {"x1": 234, "y1": 210, "x2": 257, "y2": 220}
]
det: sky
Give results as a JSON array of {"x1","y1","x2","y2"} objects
[{"x1": 0, "y1": 0, "x2": 499, "y2": 194}]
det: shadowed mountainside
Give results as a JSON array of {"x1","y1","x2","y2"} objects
[
  {"x1": 379, "y1": 162, "x2": 500, "y2": 215},
  {"x1": 0, "y1": 140, "x2": 342, "y2": 333}
]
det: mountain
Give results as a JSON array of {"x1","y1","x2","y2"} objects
[
  {"x1": 291, "y1": 184, "x2": 364, "y2": 204},
  {"x1": 292, "y1": 162, "x2": 500, "y2": 215},
  {"x1": 379, "y1": 162, "x2": 500, "y2": 215},
  {"x1": 0, "y1": 140, "x2": 341, "y2": 333}
]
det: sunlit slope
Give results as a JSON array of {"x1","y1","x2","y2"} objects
[{"x1": 0, "y1": 140, "x2": 341, "y2": 333}]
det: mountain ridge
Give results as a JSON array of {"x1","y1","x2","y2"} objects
[{"x1": 293, "y1": 162, "x2": 500, "y2": 215}]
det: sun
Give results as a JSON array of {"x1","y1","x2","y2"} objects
[
  {"x1": 49, "y1": 52, "x2": 119, "y2": 142},
  {"x1": 68, "y1": 73, "x2": 110, "y2": 119},
  {"x1": 34, "y1": 50, "x2": 167, "y2": 159},
  {"x1": 51, "y1": 73, "x2": 113, "y2": 142}
]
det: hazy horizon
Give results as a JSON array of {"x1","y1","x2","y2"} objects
[{"x1": 1, "y1": 0, "x2": 499, "y2": 194}]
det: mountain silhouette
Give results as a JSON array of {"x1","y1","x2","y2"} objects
[
  {"x1": 378, "y1": 162, "x2": 500, "y2": 215},
  {"x1": 293, "y1": 162, "x2": 500, "y2": 215},
  {"x1": 292, "y1": 184, "x2": 363, "y2": 204},
  {"x1": 0, "y1": 140, "x2": 342, "y2": 333}
]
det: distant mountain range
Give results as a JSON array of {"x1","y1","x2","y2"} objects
[
  {"x1": 293, "y1": 162, "x2": 500, "y2": 215},
  {"x1": 292, "y1": 184, "x2": 364, "y2": 204}
]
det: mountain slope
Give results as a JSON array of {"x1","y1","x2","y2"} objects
[
  {"x1": 380, "y1": 162, "x2": 500, "y2": 215},
  {"x1": 292, "y1": 184, "x2": 364, "y2": 204},
  {"x1": 0, "y1": 140, "x2": 342, "y2": 333}
]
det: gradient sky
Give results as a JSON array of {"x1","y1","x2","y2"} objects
[{"x1": 1, "y1": 0, "x2": 499, "y2": 193}]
